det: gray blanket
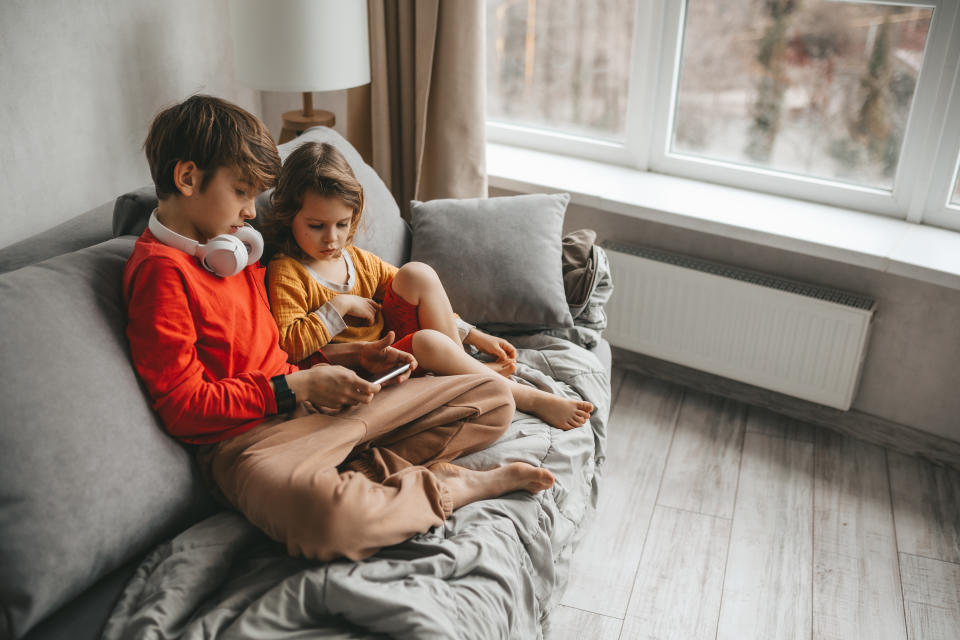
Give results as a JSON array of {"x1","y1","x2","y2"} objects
[{"x1": 102, "y1": 336, "x2": 609, "y2": 640}]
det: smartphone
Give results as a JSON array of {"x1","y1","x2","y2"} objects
[{"x1": 365, "y1": 363, "x2": 411, "y2": 386}]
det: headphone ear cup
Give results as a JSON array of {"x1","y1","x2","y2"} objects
[
  {"x1": 197, "y1": 235, "x2": 248, "y2": 277},
  {"x1": 234, "y1": 225, "x2": 264, "y2": 266}
]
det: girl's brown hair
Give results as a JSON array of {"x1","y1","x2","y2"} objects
[{"x1": 263, "y1": 142, "x2": 365, "y2": 261}]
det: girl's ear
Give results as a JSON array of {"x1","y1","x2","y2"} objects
[{"x1": 173, "y1": 161, "x2": 200, "y2": 197}]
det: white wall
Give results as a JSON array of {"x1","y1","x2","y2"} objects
[{"x1": 0, "y1": 0, "x2": 262, "y2": 248}]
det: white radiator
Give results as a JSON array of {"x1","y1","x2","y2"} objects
[{"x1": 603, "y1": 242, "x2": 876, "y2": 410}]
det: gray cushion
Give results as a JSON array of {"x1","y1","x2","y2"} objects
[
  {"x1": 409, "y1": 193, "x2": 574, "y2": 331},
  {"x1": 111, "y1": 187, "x2": 159, "y2": 238},
  {"x1": 0, "y1": 238, "x2": 214, "y2": 639},
  {"x1": 110, "y1": 127, "x2": 410, "y2": 269}
]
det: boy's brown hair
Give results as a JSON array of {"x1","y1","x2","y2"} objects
[
  {"x1": 144, "y1": 94, "x2": 280, "y2": 200},
  {"x1": 263, "y1": 141, "x2": 365, "y2": 261}
]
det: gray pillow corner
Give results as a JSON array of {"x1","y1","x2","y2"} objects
[{"x1": 111, "y1": 186, "x2": 158, "y2": 238}]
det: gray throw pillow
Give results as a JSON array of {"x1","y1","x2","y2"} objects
[
  {"x1": 0, "y1": 238, "x2": 214, "y2": 638},
  {"x1": 409, "y1": 193, "x2": 573, "y2": 331},
  {"x1": 111, "y1": 186, "x2": 159, "y2": 237}
]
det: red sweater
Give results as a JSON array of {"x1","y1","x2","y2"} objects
[{"x1": 123, "y1": 229, "x2": 298, "y2": 444}]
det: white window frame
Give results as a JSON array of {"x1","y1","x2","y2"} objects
[
  {"x1": 919, "y1": 4, "x2": 960, "y2": 227},
  {"x1": 485, "y1": 0, "x2": 960, "y2": 232}
]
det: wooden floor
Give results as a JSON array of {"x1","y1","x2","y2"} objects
[{"x1": 551, "y1": 367, "x2": 960, "y2": 640}]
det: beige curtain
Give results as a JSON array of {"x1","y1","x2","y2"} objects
[{"x1": 347, "y1": 0, "x2": 487, "y2": 217}]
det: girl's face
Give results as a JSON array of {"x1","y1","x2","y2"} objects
[{"x1": 291, "y1": 191, "x2": 356, "y2": 262}]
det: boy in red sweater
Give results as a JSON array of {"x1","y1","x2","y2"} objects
[{"x1": 123, "y1": 95, "x2": 554, "y2": 561}]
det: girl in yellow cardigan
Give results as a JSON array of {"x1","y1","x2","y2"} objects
[{"x1": 263, "y1": 142, "x2": 592, "y2": 431}]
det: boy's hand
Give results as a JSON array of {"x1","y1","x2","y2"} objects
[
  {"x1": 357, "y1": 332, "x2": 417, "y2": 386},
  {"x1": 286, "y1": 365, "x2": 380, "y2": 412},
  {"x1": 329, "y1": 294, "x2": 380, "y2": 326},
  {"x1": 465, "y1": 329, "x2": 517, "y2": 363}
]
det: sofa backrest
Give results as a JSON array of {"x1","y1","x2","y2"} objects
[
  {"x1": 111, "y1": 126, "x2": 411, "y2": 268},
  {"x1": 0, "y1": 237, "x2": 216, "y2": 639},
  {"x1": 0, "y1": 200, "x2": 115, "y2": 275}
]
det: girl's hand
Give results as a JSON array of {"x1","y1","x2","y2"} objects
[
  {"x1": 465, "y1": 329, "x2": 517, "y2": 363},
  {"x1": 286, "y1": 364, "x2": 379, "y2": 412},
  {"x1": 329, "y1": 294, "x2": 380, "y2": 326},
  {"x1": 357, "y1": 332, "x2": 417, "y2": 386}
]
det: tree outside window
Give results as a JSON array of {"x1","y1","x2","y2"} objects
[
  {"x1": 486, "y1": 0, "x2": 636, "y2": 141},
  {"x1": 486, "y1": 0, "x2": 960, "y2": 228},
  {"x1": 672, "y1": 0, "x2": 931, "y2": 191}
]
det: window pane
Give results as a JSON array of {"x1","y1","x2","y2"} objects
[
  {"x1": 672, "y1": 0, "x2": 932, "y2": 191},
  {"x1": 486, "y1": 0, "x2": 636, "y2": 140}
]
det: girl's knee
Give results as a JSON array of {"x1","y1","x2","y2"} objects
[
  {"x1": 394, "y1": 262, "x2": 440, "y2": 290},
  {"x1": 411, "y1": 328, "x2": 454, "y2": 353}
]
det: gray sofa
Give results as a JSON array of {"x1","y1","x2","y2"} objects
[{"x1": 0, "y1": 128, "x2": 611, "y2": 640}]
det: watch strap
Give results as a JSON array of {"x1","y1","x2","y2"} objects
[{"x1": 271, "y1": 374, "x2": 296, "y2": 415}]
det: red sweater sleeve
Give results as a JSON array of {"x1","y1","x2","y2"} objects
[{"x1": 125, "y1": 255, "x2": 280, "y2": 443}]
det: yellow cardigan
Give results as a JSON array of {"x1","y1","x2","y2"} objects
[{"x1": 266, "y1": 246, "x2": 398, "y2": 363}]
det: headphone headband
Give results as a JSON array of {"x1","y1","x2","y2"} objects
[
  {"x1": 147, "y1": 210, "x2": 263, "y2": 277},
  {"x1": 148, "y1": 210, "x2": 201, "y2": 257}
]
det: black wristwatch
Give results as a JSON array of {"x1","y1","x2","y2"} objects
[{"x1": 271, "y1": 374, "x2": 296, "y2": 414}]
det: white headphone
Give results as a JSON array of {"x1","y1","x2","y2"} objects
[{"x1": 148, "y1": 210, "x2": 264, "y2": 277}]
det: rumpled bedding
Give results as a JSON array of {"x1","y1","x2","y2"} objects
[{"x1": 101, "y1": 335, "x2": 609, "y2": 640}]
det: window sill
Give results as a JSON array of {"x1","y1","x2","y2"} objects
[{"x1": 487, "y1": 143, "x2": 960, "y2": 291}]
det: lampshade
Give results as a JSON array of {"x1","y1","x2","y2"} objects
[{"x1": 229, "y1": 0, "x2": 371, "y2": 93}]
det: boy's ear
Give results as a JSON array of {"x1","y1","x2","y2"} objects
[{"x1": 173, "y1": 160, "x2": 201, "y2": 197}]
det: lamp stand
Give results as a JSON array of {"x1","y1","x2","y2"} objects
[{"x1": 279, "y1": 92, "x2": 335, "y2": 143}]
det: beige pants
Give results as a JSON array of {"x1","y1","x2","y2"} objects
[{"x1": 197, "y1": 374, "x2": 514, "y2": 561}]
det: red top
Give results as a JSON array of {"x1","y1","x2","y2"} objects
[{"x1": 123, "y1": 229, "x2": 299, "y2": 444}]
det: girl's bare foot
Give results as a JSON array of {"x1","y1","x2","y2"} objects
[
  {"x1": 482, "y1": 359, "x2": 517, "y2": 378},
  {"x1": 525, "y1": 392, "x2": 593, "y2": 431},
  {"x1": 430, "y1": 461, "x2": 555, "y2": 510}
]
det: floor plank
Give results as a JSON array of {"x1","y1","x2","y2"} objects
[
  {"x1": 657, "y1": 391, "x2": 746, "y2": 519},
  {"x1": 904, "y1": 602, "x2": 960, "y2": 640},
  {"x1": 610, "y1": 366, "x2": 626, "y2": 407},
  {"x1": 888, "y1": 451, "x2": 960, "y2": 564},
  {"x1": 546, "y1": 606, "x2": 622, "y2": 640},
  {"x1": 716, "y1": 432, "x2": 814, "y2": 640},
  {"x1": 621, "y1": 506, "x2": 730, "y2": 640},
  {"x1": 745, "y1": 405, "x2": 816, "y2": 443},
  {"x1": 562, "y1": 373, "x2": 684, "y2": 618},
  {"x1": 614, "y1": 348, "x2": 960, "y2": 470},
  {"x1": 561, "y1": 370, "x2": 960, "y2": 640},
  {"x1": 899, "y1": 552, "x2": 960, "y2": 640},
  {"x1": 812, "y1": 429, "x2": 906, "y2": 640}
]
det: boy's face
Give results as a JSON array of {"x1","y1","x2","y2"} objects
[
  {"x1": 170, "y1": 163, "x2": 259, "y2": 242},
  {"x1": 292, "y1": 191, "x2": 355, "y2": 262}
]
